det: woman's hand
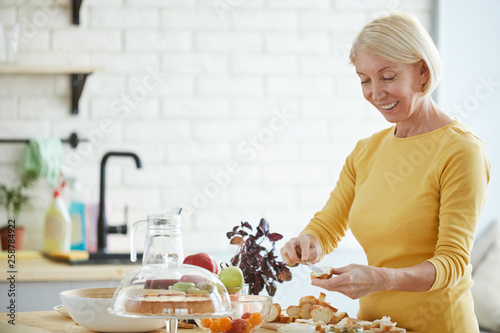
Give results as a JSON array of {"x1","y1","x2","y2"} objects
[
  {"x1": 311, "y1": 264, "x2": 390, "y2": 299},
  {"x1": 280, "y1": 234, "x2": 322, "y2": 265}
]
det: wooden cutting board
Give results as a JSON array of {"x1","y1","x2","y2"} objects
[{"x1": 262, "y1": 318, "x2": 410, "y2": 332}]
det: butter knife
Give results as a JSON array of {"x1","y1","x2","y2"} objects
[{"x1": 305, "y1": 261, "x2": 324, "y2": 274}]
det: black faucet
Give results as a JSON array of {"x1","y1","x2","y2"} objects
[{"x1": 97, "y1": 151, "x2": 142, "y2": 253}]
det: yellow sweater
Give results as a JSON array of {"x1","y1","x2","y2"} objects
[{"x1": 302, "y1": 119, "x2": 490, "y2": 333}]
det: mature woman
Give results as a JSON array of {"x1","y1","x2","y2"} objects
[{"x1": 280, "y1": 12, "x2": 490, "y2": 333}]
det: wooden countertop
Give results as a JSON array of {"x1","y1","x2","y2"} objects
[
  {"x1": 0, "y1": 311, "x2": 419, "y2": 333},
  {"x1": 0, "y1": 311, "x2": 275, "y2": 333},
  {"x1": 0, "y1": 253, "x2": 140, "y2": 282}
]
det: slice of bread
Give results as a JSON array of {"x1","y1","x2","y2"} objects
[
  {"x1": 380, "y1": 322, "x2": 397, "y2": 331},
  {"x1": 357, "y1": 321, "x2": 374, "y2": 329},
  {"x1": 309, "y1": 304, "x2": 335, "y2": 324},
  {"x1": 373, "y1": 316, "x2": 392, "y2": 328},
  {"x1": 299, "y1": 303, "x2": 314, "y2": 319},
  {"x1": 279, "y1": 315, "x2": 293, "y2": 324},
  {"x1": 336, "y1": 316, "x2": 353, "y2": 326},
  {"x1": 328, "y1": 311, "x2": 349, "y2": 324},
  {"x1": 310, "y1": 266, "x2": 334, "y2": 280},
  {"x1": 299, "y1": 295, "x2": 320, "y2": 305},
  {"x1": 286, "y1": 305, "x2": 301, "y2": 318},
  {"x1": 278, "y1": 315, "x2": 299, "y2": 324},
  {"x1": 265, "y1": 303, "x2": 281, "y2": 322},
  {"x1": 318, "y1": 301, "x2": 338, "y2": 313}
]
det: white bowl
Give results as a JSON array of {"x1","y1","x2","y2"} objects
[
  {"x1": 60, "y1": 287, "x2": 165, "y2": 333},
  {"x1": 53, "y1": 305, "x2": 71, "y2": 318}
]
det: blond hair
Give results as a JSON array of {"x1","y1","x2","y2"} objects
[{"x1": 349, "y1": 12, "x2": 441, "y2": 97}]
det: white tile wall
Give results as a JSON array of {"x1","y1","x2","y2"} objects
[{"x1": 0, "y1": 0, "x2": 432, "y2": 275}]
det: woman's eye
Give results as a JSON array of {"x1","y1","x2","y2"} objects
[
  {"x1": 360, "y1": 80, "x2": 369, "y2": 85},
  {"x1": 383, "y1": 76, "x2": 395, "y2": 81}
]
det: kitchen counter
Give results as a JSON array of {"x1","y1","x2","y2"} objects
[
  {"x1": 0, "y1": 311, "x2": 420, "y2": 333},
  {"x1": 0, "y1": 253, "x2": 140, "y2": 282},
  {"x1": 0, "y1": 254, "x2": 141, "y2": 312},
  {"x1": 0, "y1": 311, "x2": 276, "y2": 333}
]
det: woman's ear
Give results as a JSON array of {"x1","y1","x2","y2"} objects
[{"x1": 419, "y1": 60, "x2": 430, "y2": 87}]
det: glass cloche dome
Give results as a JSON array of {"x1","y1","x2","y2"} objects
[{"x1": 109, "y1": 263, "x2": 233, "y2": 333}]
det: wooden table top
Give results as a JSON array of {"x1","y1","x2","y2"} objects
[{"x1": 0, "y1": 310, "x2": 420, "y2": 333}]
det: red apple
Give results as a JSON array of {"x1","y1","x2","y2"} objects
[{"x1": 183, "y1": 252, "x2": 219, "y2": 274}]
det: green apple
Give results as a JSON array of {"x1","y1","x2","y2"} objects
[
  {"x1": 171, "y1": 282, "x2": 195, "y2": 293},
  {"x1": 219, "y1": 266, "x2": 244, "y2": 294}
]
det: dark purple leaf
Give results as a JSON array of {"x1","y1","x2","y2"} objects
[
  {"x1": 252, "y1": 274, "x2": 265, "y2": 295},
  {"x1": 226, "y1": 231, "x2": 235, "y2": 239},
  {"x1": 261, "y1": 258, "x2": 269, "y2": 271},
  {"x1": 237, "y1": 230, "x2": 248, "y2": 237},
  {"x1": 241, "y1": 221, "x2": 252, "y2": 230},
  {"x1": 268, "y1": 232, "x2": 283, "y2": 242},
  {"x1": 266, "y1": 250, "x2": 276, "y2": 260},
  {"x1": 231, "y1": 255, "x2": 240, "y2": 267},
  {"x1": 266, "y1": 282, "x2": 277, "y2": 296},
  {"x1": 259, "y1": 218, "x2": 269, "y2": 235}
]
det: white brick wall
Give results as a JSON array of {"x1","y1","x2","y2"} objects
[{"x1": 0, "y1": 1, "x2": 433, "y2": 264}]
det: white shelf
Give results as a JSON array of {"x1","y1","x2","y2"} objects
[
  {"x1": 0, "y1": 65, "x2": 101, "y2": 115},
  {"x1": 0, "y1": 65, "x2": 97, "y2": 74}
]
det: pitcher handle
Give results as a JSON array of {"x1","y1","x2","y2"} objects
[
  {"x1": 166, "y1": 207, "x2": 183, "y2": 215},
  {"x1": 130, "y1": 219, "x2": 147, "y2": 262}
]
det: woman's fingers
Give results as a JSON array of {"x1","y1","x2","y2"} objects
[
  {"x1": 298, "y1": 234, "x2": 322, "y2": 263},
  {"x1": 280, "y1": 237, "x2": 302, "y2": 265},
  {"x1": 332, "y1": 265, "x2": 351, "y2": 275},
  {"x1": 311, "y1": 264, "x2": 385, "y2": 299},
  {"x1": 281, "y1": 234, "x2": 321, "y2": 265},
  {"x1": 281, "y1": 235, "x2": 320, "y2": 265},
  {"x1": 298, "y1": 236, "x2": 312, "y2": 261},
  {"x1": 312, "y1": 270, "x2": 360, "y2": 299}
]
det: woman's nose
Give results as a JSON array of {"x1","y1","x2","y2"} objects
[{"x1": 371, "y1": 82, "x2": 386, "y2": 102}]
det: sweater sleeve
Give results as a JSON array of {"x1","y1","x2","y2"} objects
[
  {"x1": 300, "y1": 139, "x2": 367, "y2": 256},
  {"x1": 427, "y1": 130, "x2": 490, "y2": 291}
]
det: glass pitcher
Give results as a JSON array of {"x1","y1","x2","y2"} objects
[{"x1": 130, "y1": 209, "x2": 184, "y2": 267}]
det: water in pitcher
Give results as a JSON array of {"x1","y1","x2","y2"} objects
[{"x1": 131, "y1": 210, "x2": 184, "y2": 267}]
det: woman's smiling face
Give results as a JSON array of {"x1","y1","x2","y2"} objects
[{"x1": 354, "y1": 52, "x2": 429, "y2": 124}]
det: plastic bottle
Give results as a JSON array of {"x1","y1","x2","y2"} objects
[
  {"x1": 67, "y1": 178, "x2": 86, "y2": 251},
  {"x1": 44, "y1": 188, "x2": 72, "y2": 253}
]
